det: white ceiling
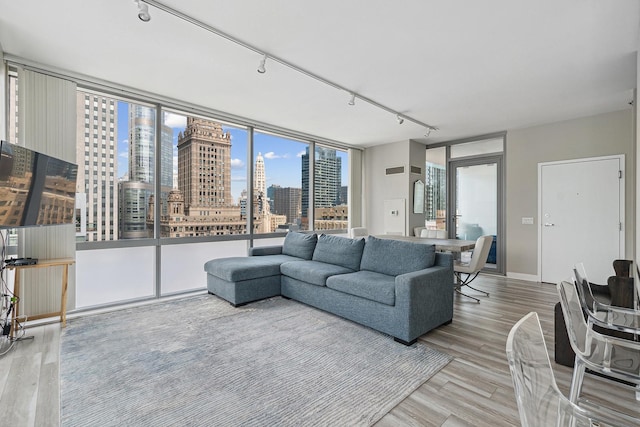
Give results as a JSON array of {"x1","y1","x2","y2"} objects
[{"x1": 0, "y1": 0, "x2": 638, "y2": 147}]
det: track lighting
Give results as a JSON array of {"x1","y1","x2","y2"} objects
[
  {"x1": 127, "y1": 1, "x2": 438, "y2": 137},
  {"x1": 257, "y1": 54, "x2": 267, "y2": 74},
  {"x1": 135, "y1": 0, "x2": 151, "y2": 22}
]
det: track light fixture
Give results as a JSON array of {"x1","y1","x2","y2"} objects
[
  {"x1": 135, "y1": 0, "x2": 151, "y2": 22},
  {"x1": 133, "y1": 1, "x2": 438, "y2": 136},
  {"x1": 257, "y1": 54, "x2": 267, "y2": 74}
]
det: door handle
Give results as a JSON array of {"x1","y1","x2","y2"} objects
[{"x1": 544, "y1": 223, "x2": 555, "y2": 227}]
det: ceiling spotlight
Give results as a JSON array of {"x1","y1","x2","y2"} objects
[
  {"x1": 396, "y1": 114, "x2": 404, "y2": 125},
  {"x1": 135, "y1": 1, "x2": 151, "y2": 22},
  {"x1": 424, "y1": 128, "x2": 432, "y2": 138},
  {"x1": 348, "y1": 93, "x2": 356, "y2": 106},
  {"x1": 257, "y1": 54, "x2": 267, "y2": 74}
]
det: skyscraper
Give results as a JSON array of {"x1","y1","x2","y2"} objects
[
  {"x1": 271, "y1": 186, "x2": 301, "y2": 225},
  {"x1": 76, "y1": 91, "x2": 118, "y2": 241},
  {"x1": 177, "y1": 117, "x2": 232, "y2": 211},
  {"x1": 301, "y1": 146, "x2": 342, "y2": 218},
  {"x1": 150, "y1": 116, "x2": 251, "y2": 237},
  {"x1": 254, "y1": 152, "x2": 269, "y2": 214},
  {"x1": 119, "y1": 105, "x2": 173, "y2": 239}
]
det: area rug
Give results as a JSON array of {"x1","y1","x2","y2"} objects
[{"x1": 60, "y1": 295, "x2": 452, "y2": 426}]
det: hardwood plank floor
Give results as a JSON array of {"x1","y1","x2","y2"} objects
[{"x1": 0, "y1": 275, "x2": 638, "y2": 426}]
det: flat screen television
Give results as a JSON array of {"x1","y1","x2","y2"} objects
[{"x1": 0, "y1": 140, "x2": 78, "y2": 228}]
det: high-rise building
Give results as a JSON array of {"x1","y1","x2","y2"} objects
[
  {"x1": 266, "y1": 184, "x2": 280, "y2": 213},
  {"x1": 271, "y1": 186, "x2": 301, "y2": 225},
  {"x1": 120, "y1": 105, "x2": 173, "y2": 239},
  {"x1": 301, "y1": 146, "x2": 342, "y2": 218},
  {"x1": 178, "y1": 117, "x2": 232, "y2": 211},
  {"x1": 151, "y1": 117, "x2": 259, "y2": 237},
  {"x1": 254, "y1": 152, "x2": 268, "y2": 213},
  {"x1": 76, "y1": 92, "x2": 118, "y2": 241}
]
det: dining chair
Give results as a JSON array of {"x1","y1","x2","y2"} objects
[
  {"x1": 506, "y1": 311, "x2": 639, "y2": 427},
  {"x1": 573, "y1": 263, "x2": 640, "y2": 336},
  {"x1": 556, "y1": 280, "x2": 640, "y2": 403},
  {"x1": 453, "y1": 234, "x2": 493, "y2": 302}
]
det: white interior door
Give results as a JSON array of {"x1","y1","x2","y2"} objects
[{"x1": 539, "y1": 156, "x2": 623, "y2": 285}]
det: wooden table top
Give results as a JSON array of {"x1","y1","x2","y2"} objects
[{"x1": 374, "y1": 235, "x2": 476, "y2": 252}]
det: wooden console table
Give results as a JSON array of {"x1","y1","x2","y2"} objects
[{"x1": 6, "y1": 258, "x2": 75, "y2": 338}]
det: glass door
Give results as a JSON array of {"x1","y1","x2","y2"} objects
[{"x1": 449, "y1": 156, "x2": 503, "y2": 272}]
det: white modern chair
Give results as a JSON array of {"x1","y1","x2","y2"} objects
[
  {"x1": 348, "y1": 227, "x2": 368, "y2": 239},
  {"x1": 414, "y1": 226, "x2": 426, "y2": 237},
  {"x1": 453, "y1": 235, "x2": 493, "y2": 302}
]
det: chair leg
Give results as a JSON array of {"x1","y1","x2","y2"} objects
[
  {"x1": 454, "y1": 287, "x2": 480, "y2": 303},
  {"x1": 569, "y1": 358, "x2": 586, "y2": 403},
  {"x1": 465, "y1": 283, "x2": 490, "y2": 296}
]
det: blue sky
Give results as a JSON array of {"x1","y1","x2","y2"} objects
[{"x1": 117, "y1": 103, "x2": 348, "y2": 201}]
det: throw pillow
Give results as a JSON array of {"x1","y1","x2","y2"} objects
[
  {"x1": 312, "y1": 233, "x2": 365, "y2": 271},
  {"x1": 360, "y1": 235, "x2": 435, "y2": 276},
  {"x1": 282, "y1": 232, "x2": 318, "y2": 260}
]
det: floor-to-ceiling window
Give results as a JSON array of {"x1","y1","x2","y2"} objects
[{"x1": 5, "y1": 67, "x2": 353, "y2": 310}]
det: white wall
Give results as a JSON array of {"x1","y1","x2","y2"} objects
[
  {"x1": 507, "y1": 109, "x2": 634, "y2": 278},
  {"x1": 363, "y1": 109, "x2": 634, "y2": 280},
  {"x1": 364, "y1": 139, "x2": 426, "y2": 235}
]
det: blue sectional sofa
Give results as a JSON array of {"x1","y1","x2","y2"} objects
[{"x1": 204, "y1": 232, "x2": 454, "y2": 345}]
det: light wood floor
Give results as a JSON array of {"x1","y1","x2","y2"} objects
[{"x1": 0, "y1": 275, "x2": 638, "y2": 426}]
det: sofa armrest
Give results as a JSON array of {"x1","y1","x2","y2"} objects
[
  {"x1": 394, "y1": 263, "x2": 454, "y2": 339},
  {"x1": 249, "y1": 245, "x2": 283, "y2": 256}
]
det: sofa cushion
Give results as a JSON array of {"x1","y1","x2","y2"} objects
[
  {"x1": 280, "y1": 260, "x2": 354, "y2": 287},
  {"x1": 312, "y1": 234, "x2": 365, "y2": 271},
  {"x1": 360, "y1": 236, "x2": 435, "y2": 276},
  {"x1": 204, "y1": 254, "x2": 302, "y2": 282},
  {"x1": 326, "y1": 271, "x2": 396, "y2": 306},
  {"x1": 282, "y1": 232, "x2": 317, "y2": 260}
]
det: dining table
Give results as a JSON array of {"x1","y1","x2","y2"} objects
[{"x1": 373, "y1": 235, "x2": 476, "y2": 254}]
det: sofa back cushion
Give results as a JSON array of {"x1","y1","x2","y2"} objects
[
  {"x1": 312, "y1": 234, "x2": 365, "y2": 271},
  {"x1": 360, "y1": 236, "x2": 435, "y2": 276},
  {"x1": 282, "y1": 232, "x2": 317, "y2": 260}
]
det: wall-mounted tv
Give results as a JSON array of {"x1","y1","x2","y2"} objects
[{"x1": 0, "y1": 140, "x2": 78, "y2": 228}]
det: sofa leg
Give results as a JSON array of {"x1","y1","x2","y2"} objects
[
  {"x1": 443, "y1": 319, "x2": 453, "y2": 325},
  {"x1": 394, "y1": 337, "x2": 417, "y2": 346},
  {"x1": 281, "y1": 295, "x2": 292, "y2": 300},
  {"x1": 231, "y1": 301, "x2": 248, "y2": 308}
]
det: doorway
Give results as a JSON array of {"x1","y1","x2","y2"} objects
[
  {"x1": 538, "y1": 155, "x2": 624, "y2": 285},
  {"x1": 449, "y1": 155, "x2": 504, "y2": 273}
]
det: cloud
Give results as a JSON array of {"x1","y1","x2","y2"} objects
[
  {"x1": 230, "y1": 158, "x2": 245, "y2": 169},
  {"x1": 264, "y1": 151, "x2": 282, "y2": 160},
  {"x1": 119, "y1": 151, "x2": 129, "y2": 159},
  {"x1": 231, "y1": 175, "x2": 247, "y2": 182},
  {"x1": 163, "y1": 112, "x2": 187, "y2": 128},
  {"x1": 296, "y1": 150, "x2": 306, "y2": 158}
]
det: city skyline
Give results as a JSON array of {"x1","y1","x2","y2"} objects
[{"x1": 116, "y1": 102, "x2": 349, "y2": 202}]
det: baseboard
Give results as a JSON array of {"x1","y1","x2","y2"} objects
[{"x1": 506, "y1": 272, "x2": 539, "y2": 283}]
